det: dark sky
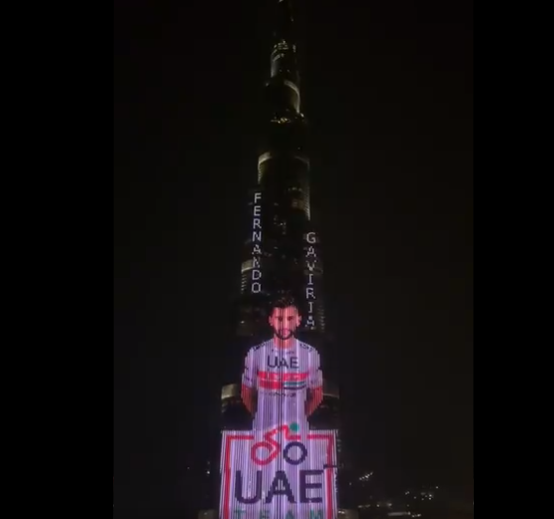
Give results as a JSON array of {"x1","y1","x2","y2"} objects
[{"x1": 114, "y1": 0, "x2": 473, "y2": 515}]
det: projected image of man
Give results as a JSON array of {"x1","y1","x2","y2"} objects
[{"x1": 241, "y1": 296, "x2": 323, "y2": 431}]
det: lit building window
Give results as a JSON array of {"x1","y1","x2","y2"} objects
[
  {"x1": 270, "y1": 116, "x2": 292, "y2": 124},
  {"x1": 291, "y1": 198, "x2": 305, "y2": 211},
  {"x1": 241, "y1": 259, "x2": 254, "y2": 273},
  {"x1": 274, "y1": 40, "x2": 290, "y2": 52}
]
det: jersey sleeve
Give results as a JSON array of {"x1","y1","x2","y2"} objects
[
  {"x1": 242, "y1": 347, "x2": 257, "y2": 389},
  {"x1": 307, "y1": 349, "x2": 323, "y2": 389}
]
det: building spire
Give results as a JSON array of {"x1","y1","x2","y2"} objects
[
  {"x1": 269, "y1": 0, "x2": 300, "y2": 95},
  {"x1": 275, "y1": 0, "x2": 295, "y2": 42}
]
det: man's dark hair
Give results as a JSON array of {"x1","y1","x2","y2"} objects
[{"x1": 270, "y1": 294, "x2": 300, "y2": 312}]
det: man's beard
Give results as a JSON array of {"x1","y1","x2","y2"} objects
[{"x1": 274, "y1": 329, "x2": 296, "y2": 340}]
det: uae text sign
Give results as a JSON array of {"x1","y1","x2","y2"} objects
[{"x1": 220, "y1": 425, "x2": 337, "y2": 519}]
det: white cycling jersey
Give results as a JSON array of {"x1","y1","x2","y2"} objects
[{"x1": 242, "y1": 338, "x2": 323, "y2": 431}]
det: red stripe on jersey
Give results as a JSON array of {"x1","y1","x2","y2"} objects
[
  {"x1": 258, "y1": 371, "x2": 309, "y2": 382},
  {"x1": 283, "y1": 372, "x2": 308, "y2": 382},
  {"x1": 258, "y1": 380, "x2": 283, "y2": 389},
  {"x1": 258, "y1": 371, "x2": 280, "y2": 381}
]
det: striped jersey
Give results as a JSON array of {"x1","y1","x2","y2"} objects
[{"x1": 242, "y1": 339, "x2": 323, "y2": 431}]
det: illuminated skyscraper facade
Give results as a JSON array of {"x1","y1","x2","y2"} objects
[
  {"x1": 216, "y1": 3, "x2": 344, "y2": 519},
  {"x1": 224, "y1": 0, "x2": 341, "y2": 431}
]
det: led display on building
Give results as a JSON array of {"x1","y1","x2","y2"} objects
[
  {"x1": 220, "y1": 427, "x2": 337, "y2": 519},
  {"x1": 304, "y1": 232, "x2": 318, "y2": 330},
  {"x1": 220, "y1": 1, "x2": 337, "y2": 516},
  {"x1": 219, "y1": 296, "x2": 338, "y2": 519},
  {"x1": 251, "y1": 191, "x2": 263, "y2": 294}
]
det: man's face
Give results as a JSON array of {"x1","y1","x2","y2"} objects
[{"x1": 269, "y1": 306, "x2": 302, "y2": 340}]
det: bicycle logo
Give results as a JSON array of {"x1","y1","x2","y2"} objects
[{"x1": 251, "y1": 423, "x2": 308, "y2": 466}]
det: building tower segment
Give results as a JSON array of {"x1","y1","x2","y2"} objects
[{"x1": 237, "y1": 0, "x2": 325, "y2": 347}]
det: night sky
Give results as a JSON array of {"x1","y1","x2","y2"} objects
[{"x1": 114, "y1": 0, "x2": 473, "y2": 515}]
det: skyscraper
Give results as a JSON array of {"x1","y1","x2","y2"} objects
[{"x1": 216, "y1": 2, "x2": 344, "y2": 519}]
